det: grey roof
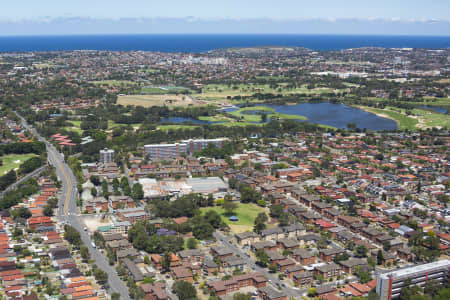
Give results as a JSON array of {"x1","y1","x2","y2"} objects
[
  {"x1": 178, "y1": 249, "x2": 204, "y2": 258},
  {"x1": 261, "y1": 227, "x2": 283, "y2": 237},
  {"x1": 223, "y1": 255, "x2": 246, "y2": 266},
  {"x1": 211, "y1": 245, "x2": 232, "y2": 256},
  {"x1": 123, "y1": 258, "x2": 144, "y2": 281},
  {"x1": 298, "y1": 234, "x2": 322, "y2": 242},
  {"x1": 315, "y1": 263, "x2": 342, "y2": 273},
  {"x1": 252, "y1": 240, "x2": 276, "y2": 250},
  {"x1": 203, "y1": 258, "x2": 218, "y2": 268},
  {"x1": 117, "y1": 248, "x2": 139, "y2": 258},
  {"x1": 338, "y1": 258, "x2": 368, "y2": 268},
  {"x1": 320, "y1": 247, "x2": 345, "y2": 256},
  {"x1": 277, "y1": 238, "x2": 299, "y2": 248},
  {"x1": 286, "y1": 265, "x2": 304, "y2": 273},
  {"x1": 265, "y1": 250, "x2": 285, "y2": 261},
  {"x1": 293, "y1": 249, "x2": 314, "y2": 259},
  {"x1": 282, "y1": 223, "x2": 304, "y2": 232},
  {"x1": 316, "y1": 283, "x2": 336, "y2": 295},
  {"x1": 293, "y1": 271, "x2": 313, "y2": 279},
  {"x1": 235, "y1": 231, "x2": 259, "y2": 240}
]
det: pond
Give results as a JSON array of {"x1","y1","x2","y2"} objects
[
  {"x1": 253, "y1": 102, "x2": 398, "y2": 130},
  {"x1": 419, "y1": 105, "x2": 448, "y2": 114}
]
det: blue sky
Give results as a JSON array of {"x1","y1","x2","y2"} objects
[{"x1": 1, "y1": 0, "x2": 449, "y2": 35}]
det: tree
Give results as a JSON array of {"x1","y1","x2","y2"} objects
[
  {"x1": 131, "y1": 182, "x2": 144, "y2": 201},
  {"x1": 307, "y1": 288, "x2": 317, "y2": 297},
  {"x1": 204, "y1": 210, "x2": 223, "y2": 228},
  {"x1": 222, "y1": 195, "x2": 237, "y2": 216},
  {"x1": 424, "y1": 280, "x2": 441, "y2": 298},
  {"x1": 111, "y1": 293, "x2": 120, "y2": 300},
  {"x1": 383, "y1": 241, "x2": 391, "y2": 252},
  {"x1": 187, "y1": 238, "x2": 198, "y2": 249},
  {"x1": 161, "y1": 252, "x2": 171, "y2": 273},
  {"x1": 63, "y1": 225, "x2": 82, "y2": 248},
  {"x1": 278, "y1": 212, "x2": 289, "y2": 227},
  {"x1": 268, "y1": 264, "x2": 277, "y2": 273},
  {"x1": 43, "y1": 205, "x2": 54, "y2": 217},
  {"x1": 377, "y1": 250, "x2": 384, "y2": 265},
  {"x1": 233, "y1": 293, "x2": 252, "y2": 300},
  {"x1": 355, "y1": 245, "x2": 368, "y2": 258},
  {"x1": 399, "y1": 279, "x2": 424, "y2": 300},
  {"x1": 93, "y1": 268, "x2": 108, "y2": 284},
  {"x1": 253, "y1": 212, "x2": 268, "y2": 234},
  {"x1": 11, "y1": 207, "x2": 31, "y2": 219},
  {"x1": 354, "y1": 266, "x2": 371, "y2": 283},
  {"x1": 172, "y1": 280, "x2": 197, "y2": 300},
  {"x1": 80, "y1": 246, "x2": 90, "y2": 262},
  {"x1": 192, "y1": 222, "x2": 215, "y2": 240},
  {"x1": 255, "y1": 249, "x2": 269, "y2": 267},
  {"x1": 102, "y1": 180, "x2": 110, "y2": 198}
]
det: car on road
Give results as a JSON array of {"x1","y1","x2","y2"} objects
[
  {"x1": 84, "y1": 227, "x2": 87, "y2": 231},
  {"x1": 91, "y1": 242, "x2": 96, "y2": 248}
]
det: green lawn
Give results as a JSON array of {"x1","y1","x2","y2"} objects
[
  {"x1": 197, "y1": 83, "x2": 346, "y2": 101},
  {"x1": 198, "y1": 116, "x2": 231, "y2": 122},
  {"x1": 64, "y1": 121, "x2": 84, "y2": 134},
  {"x1": 200, "y1": 203, "x2": 266, "y2": 227},
  {"x1": 157, "y1": 125, "x2": 200, "y2": 131},
  {"x1": 0, "y1": 154, "x2": 37, "y2": 175},
  {"x1": 360, "y1": 107, "x2": 418, "y2": 130},
  {"x1": 409, "y1": 108, "x2": 450, "y2": 129}
]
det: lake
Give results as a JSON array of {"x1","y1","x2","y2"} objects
[
  {"x1": 163, "y1": 103, "x2": 399, "y2": 130},
  {"x1": 253, "y1": 102, "x2": 398, "y2": 130}
]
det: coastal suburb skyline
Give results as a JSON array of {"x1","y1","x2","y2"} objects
[{"x1": 1, "y1": 0, "x2": 449, "y2": 36}]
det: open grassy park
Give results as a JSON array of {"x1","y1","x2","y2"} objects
[
  {"x1": 196, "y1": 83, "x2": 345, "y2": 101},
  {"x1": 359, "y1": 107, "x2": 418, "y2": 130},
  {"x1": 200, "y1": 203, "x2": 266, "y2": 233},
  {"x1": 0, "y1": 154, "x2": 37, "y2": 175},
  {"x1": 359, "y1": 106, "x2": 450, "y2": 130},
  {"x1": 117, "y1": 94, "x2": 205, "y2": 107},
  {"x1": 64, "y1": 120, "x2": 141, "y2": 134}
]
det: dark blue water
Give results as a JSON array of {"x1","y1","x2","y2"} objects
[
  {"x1": 254, "y1": 103, "x2": 398, "y2": 130},
  {"x1": 419, "y1": 105, "x2": 448, "y2": 114},
  {"x1": 0, "y1": 34, "x2": 449, "y2": 52}
]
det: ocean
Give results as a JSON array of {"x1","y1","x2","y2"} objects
[{"x1": 0, "y1": 34, "x2": 449, "y2": 53}]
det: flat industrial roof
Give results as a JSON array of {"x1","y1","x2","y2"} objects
[{"x1": 379, "y1": 259, "x2": 450, "y2": 280}]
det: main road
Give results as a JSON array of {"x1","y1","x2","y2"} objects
[{"x1": 16, "y1": 113, "x2": 131, "y2": 300}]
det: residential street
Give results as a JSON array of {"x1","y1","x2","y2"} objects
[{"x1": 213, "y1": 231, "x2": 308, "y2": 298}]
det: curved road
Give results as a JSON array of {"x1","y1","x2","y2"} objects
[{"x1": 17, "y1": 114, "x2": 131, "y2": 300}]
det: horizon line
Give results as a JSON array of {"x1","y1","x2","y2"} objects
[{"x1": 1, "y1": 33, "x2": 450, "y2": 38}]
